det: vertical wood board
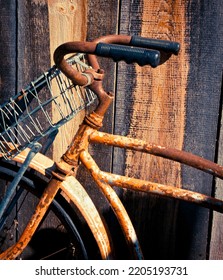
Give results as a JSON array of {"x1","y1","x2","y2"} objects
[
  {"x1": 0, "y1": 1, "x2": 16, "y2": 103},
  {"x1": 48, "y1": 0, "x2": 88, "y2": 161},
  {"x1": 16, "y1": 0, "x2": 52, "y2": 258},
  {"x1": 209, "y1": 83, "x2": 223, "y2": 258},
  {"x1": 0, "y1": 0, "x2": 17, "y2": 250},
  {"x1": 76, "y1": 0, "x2": 121, "y2": 236},
  {"x1": 0, "y1": 0, "x2": 222, "y2": 260},
  {"x1": 177, "y1": 0, "x2": 223, "y2": 259},
  {"x1": 77, "y1": 0, "x2": 119, "y2": 196},
  {"x1": 114, "y1": 0, "x2": 188, "y2": 259}
]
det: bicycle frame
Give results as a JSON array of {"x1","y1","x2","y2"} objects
[
  {"x1": 1, "y1": 113, "x2": 223, "y2": 260},
  {"x1": 57, "y1": 117, "x2": 223, "y2": 259},
  {"x1": 1, "y1": 34, "x2": 223, "y2": 260}
]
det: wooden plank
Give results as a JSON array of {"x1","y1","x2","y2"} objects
[
  {"x1": 113, "y1": 0, "x2": 188, "y2": 259},
  {"x1": 0, "y1": 0, "x2": 222, "y2": 260},
  {"x1": 0, "y1": 1, "x2": 16, "y2": 103},
  {"x1": 17, "y1": 0, "x2": 51, "y2": 153},
  {"x1": 86, "y1": 0, "x2": 119, "y2": 171},
  {"x1": 17, "y1": 1, "x2": 51, "y2": 84},
  {"x1": 76, "y1": 0, "x2": 119, "y2": 211},
  {"x1": 177, "y1": 0, "x2": 223, "y2": 259},
  {"x1": 0, "y1": 0, "x2": 17, "y2": 248},
  {"x1": 16, "y1": 0, "x2": 52, "y2": 259},
  {"x1": 209, "y1": 82, "x2": 223, "y2": 259},
  {"x1": 48, "y1": 0, "x2": 88, "y2": 161},
  {"x1": 48, "y1": 0, "x2": 122, "y2": 255}
]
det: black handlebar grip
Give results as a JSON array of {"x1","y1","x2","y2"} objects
[
  {"x1": 95, "y1": 43, "x2": 160, "y2": 67},
  {"x1": 130, "y1": 36, "x2": 180, "y2": 55}
]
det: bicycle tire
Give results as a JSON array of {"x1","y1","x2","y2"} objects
[{"x1": 0, "y1": 160, "x2": 98, "y2": 260}]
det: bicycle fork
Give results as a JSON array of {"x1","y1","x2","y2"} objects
[{"x1": 0, "y1": 142, "x2": 42, "y2": 224}]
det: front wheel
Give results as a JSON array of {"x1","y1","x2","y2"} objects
[{"x1": 0, "y1": 160, "x2": 98, "y2": 259}]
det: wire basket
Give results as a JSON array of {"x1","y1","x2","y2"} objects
[{"x1": 0, "y1": 53, "x2": 97, "y2": 160}]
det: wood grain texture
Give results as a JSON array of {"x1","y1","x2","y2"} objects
[
  {"x1": 126, "y1": 0, "x2": 188, "y2": 186},
  {"x1": 0, "y1": 0, "x2": 222, "y2": 260},
  {"x1": 210, "y1": 84, "x2": 223, "y2": 259},
  {"x1": 0, "y1": 1, "x2": 16, "y2": 103},
  {"x1": 48, "y1": 0, "x2": 88, "y2": 161},
  {"x1": 77, "y1": 0, "x2": 119, "y2": 187},
  {"x1": 16, "y1": 0, "x2": 53, "y2": 258},
  {"x1": 76, "y1": 0, "x2": 120, "y2": 233},
  {"x1": 86, "y1": 0, "x2": 119, "y2": 155},
  {"x1": 0, "y1": 0, "x2": 17, "y2": 249},
  {"x1": 17, "y1": 0, "x2": 51, "y2": 153},
  {"x1": 177, "y1": 0, "x2": 223, "y2": 259},
  {"x1": 78, "y1": 0, "x2": 128, "y2": 257},
  {"x1": 114, "y1": 0, "x2": 188, "y2": 259},
  {"x1": 18, "y1": 1, "x2": 51, "y2": 85}
]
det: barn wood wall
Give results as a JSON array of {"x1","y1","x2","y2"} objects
[{"x1": 0, "y1": 0, "x2": 222, "y2": 259}]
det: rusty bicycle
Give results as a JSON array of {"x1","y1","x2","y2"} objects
[{"x1": 0, "y1": 34, "x2": 223, "y2": 260}]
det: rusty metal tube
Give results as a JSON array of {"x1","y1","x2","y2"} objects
[
  {"x1": 79, "y1": 150, "x2": 144, "y2": 259},
  {"x1": 54, "y1": 35, "x2": 132, "y2": 83},
  {"x1": 53, "y1": 35, "x2": 132, "y2": 117},
  {"x1": 98, "y1": 171, "x2": 223, "y2": 213},
  {"x1": 89, "y1": 131, "x2": 223, "y2": 179},
  {"x1": 88, "y1": 131, "x2": 223, "y2": 212},
  {"x1": 54, "y1": 41, "x2": 97, "y2": 86}
]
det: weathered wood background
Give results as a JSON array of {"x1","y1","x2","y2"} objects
[{"x1": 0, "y1": 0, "x2": 222, "y2": 259}]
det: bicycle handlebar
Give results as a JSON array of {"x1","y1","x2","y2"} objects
[
  {"x1": 54, "y1": 34, "x2": 180, "y2": 86},
  {"x1": 53, "y1": 34, "x2": 180, "y2": 117},
  {"x1": 130, "y1": 36, "x2": 180, "y2": 55},
  {"x1": 95, "y1": 43, "x2": 160, "y2": 67}
]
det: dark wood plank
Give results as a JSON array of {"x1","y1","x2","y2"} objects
[
  {"x1": 17, "y1": 1, "x2": 50, "y2": 86},
  {"x1": 0, "y1": 0, "x2": 17, "y2": 247},
  {"x1": 0, "y1": 1, "x2": 16, "y2": 103},
  {"x1": 16, "y1": 0, "x2": 51, "y2": 258},
  {"x1": 209, "y1": 79, "x2": 223, "y2": 259},
  {"x1": 114, "y1": 0, "x2": 188, "y2": 259},
  {"x1": 77, "y1": 0, "x2": 119, "y2": 211},
  {"x1": 0, "y1": 0, "x2": 222, "y2": 260},
  {"x1": 17, "y1": 0, "x2": 51, "y2": 151},
  {"x1": 86, "y1": 0, "x2": 119, "y2": 169},
  {"x1": 177, "y1": 0, "x2": 223, "y2": 259},
  {"x1": 208, "y1": 80, "x2": 223, "y2": 257},
  {"x1": 76, "y1": 0, "x2": 127, "y2": 257}
]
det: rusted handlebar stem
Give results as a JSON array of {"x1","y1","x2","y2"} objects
[
  {"x1": 54, "y1": 41, "x2": 98, "y2": 86},
  {"x1": 53, "y1": 35, "x2": 132, "y2": 117},
  {"x1": 53, "y1": 35, "x2": 131, "y2": 85}
]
